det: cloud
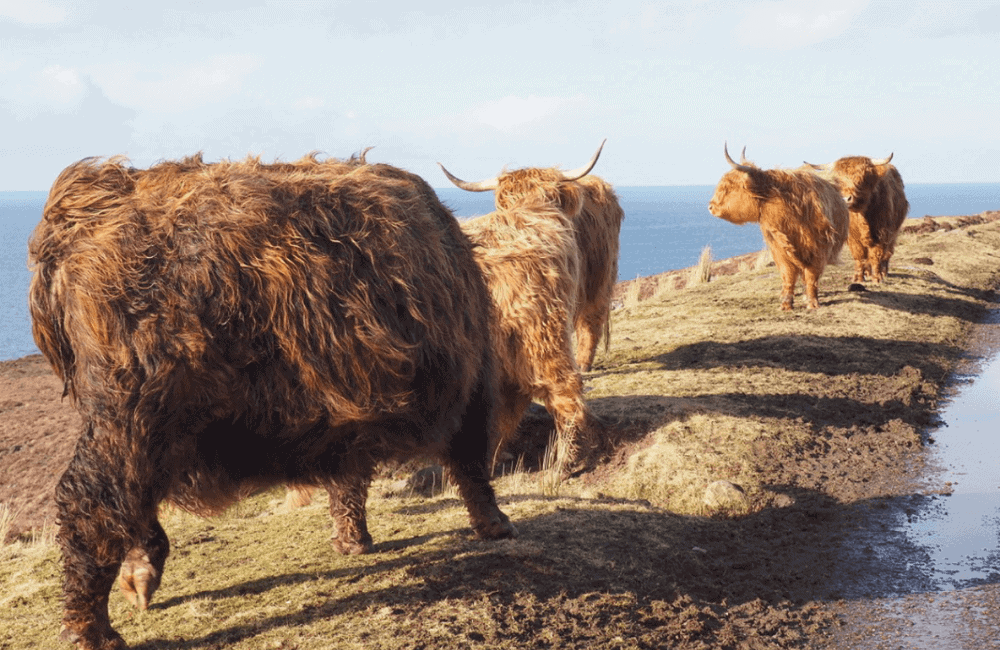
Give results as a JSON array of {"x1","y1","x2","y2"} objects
[
  {"x1": 39, "y1": 65, "x2": 87, "y2": 109},
  {"x1": 471, "y1": 95, "x2": 584, "y2": 132},
  {"x1": 294, "y1": 96, "x2": 326, "y2": 110},
  {"x1": 901, "y1": 1, "x2": 1000, "y2": 38},
  {"x1": 0, "y1": 0, "x2": 67, "y2": 25},
  {"x1": 0, "y1": 64, "x2": 88, "y2": 118},
  {"x1": 734, "y1": 0, "x2": 869, "y2": 50},
  {"x1": 93, "y1": 54, "x2": 263, "y2": 114}
]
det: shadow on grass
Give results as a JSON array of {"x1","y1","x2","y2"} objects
[
  {"x1": 500, "y1": 383, "x2": 934, "y2": 476},
  {"x1": 853, "y1": 279, "x2": 991, "y2": 321},
  {"x1": 128, "y1": 485, "x2": 990, "y2": 650},
  {"x1": 592, "y1": 335, "x2": 960, "y2": 385}
]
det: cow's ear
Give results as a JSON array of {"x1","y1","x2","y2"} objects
[{"x1": 557, "y1": 183, "x2": 584, "y2": 218}]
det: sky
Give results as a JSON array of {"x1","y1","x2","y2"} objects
[{"x1": 1, "y1": 0, "x2": 998, "y2": 190}]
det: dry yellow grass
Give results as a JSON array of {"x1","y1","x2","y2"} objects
[{"x1": 687, "y1": 244, "x2": 713, "y2": 286}]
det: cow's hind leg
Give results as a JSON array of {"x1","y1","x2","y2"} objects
[
  {"x1": 803, "y1": 266, "x2": 822, "y2": 309},
  {"x1": 284, "y1": 483, "x2": 316, "y2": 509},
  {"x1": 488, "y1": 383, "x2": 533, "y2": 474},
  {"x1": 118, "y1": 519, "x2": 169, "y2": 611},
  {"x1": 544, "y1": 371, "x2": 605, "y2": 476},
  {"x1": 446, "y1": 379, "x2": 517, "y2": 541},
  {"x1": 573, "y1": 307, "x2": 607, "y2": 373},
  {"x1": 57, "y1": 425, "x2": 155, "y2": 650},
  {"x1": 322, "y1": 458, "x2": 375, "y2": 555}
]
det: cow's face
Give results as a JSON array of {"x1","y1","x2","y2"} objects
[
  {"x1": 709, "y1": 169, "x2": 759, "y2": 224},
  {"x1": 828, "y1": 157, "x2": 887, "y2": 213}
]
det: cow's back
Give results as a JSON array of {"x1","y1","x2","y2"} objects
[{"x1": 29, "y1": 156, "x2": 491, "y2": 441}]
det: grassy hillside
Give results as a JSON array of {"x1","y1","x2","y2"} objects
[{"x1": 3, "y1": 213, "x2": 1000, "y2": 650}]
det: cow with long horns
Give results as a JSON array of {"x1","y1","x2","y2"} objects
[
  {"x1": 805, "y1": 154, "x2": 909, "y2": 283},
  {"x1": 438, "y1": 141, "x2": 623, "y2": 473},
  {"x1": 709, "y1": 145, "x2": 849, "y2": 310},
  {"x1": 30, "y1": 153, "x2": 516, "y2": 650}
]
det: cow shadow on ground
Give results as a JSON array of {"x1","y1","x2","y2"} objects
[
  {"x1": 592, "y1": 334, "x2": 959, "y2": 384},
  {"x1": 846, "y1": 276, "x2": 994, "y2": 321},
  {"x1": 498, "y1": 388, "x2": 930, "y2": 481},
  {"x1": 128, "y1": 484, "x2": 995, "y2": 650}
]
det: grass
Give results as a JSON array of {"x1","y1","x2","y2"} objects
[
  {"x1": 0, "y1": 504, "x2": 14, "y2": 547},
  {"x1": 687, "y1": 244, "x2": 713, "y2": 287},
  {"x1": 4, "y1": 215, "x2": 1000, "y2": 649}
]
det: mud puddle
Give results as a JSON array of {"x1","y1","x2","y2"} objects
[
  {"x1": 831, "y1": 307, "x2": 1000, "y2": 648},
  {"x1": 919, "y1": 305, "x2": 1000, "y2": 588}
]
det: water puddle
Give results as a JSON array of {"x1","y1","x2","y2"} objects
[
  {"x1": 855, "y1": 307, "x2": 1000, "y2": 648},
  {"x1": 913, "y1": 307, "x2": 1000, "y2": 589}
]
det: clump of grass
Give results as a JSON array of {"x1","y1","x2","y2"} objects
[
  {"x1": 753, "y1": 246, "x2": 772, "y2": 271},
  {"x1": 622, "y1": 275, "x2": 642, "y2": 309},
  {"x1": 687, "y1": 245, "x2": 712, "y2": 286},
  {"x1": 538, "y1": 431, "x2": 563, "y2": 497},
  {"x1": 0, "y1": 504, "x2": 14, "y2": 547},
  {"x1": 652, "y1": 273, "x2": 677, "y2": 301}
]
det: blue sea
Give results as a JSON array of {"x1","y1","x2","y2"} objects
[{"x1": 3, "y1": 183, "x2": 999, "y2": 361}]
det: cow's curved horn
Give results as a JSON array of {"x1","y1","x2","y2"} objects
[
  {"x1": 437, "y1": 163, "x2": 499, "y2": 192},
  {"x1": 355, "y1": 146, "x2": 375, "y2": 163},
  {"x1": 724, "y1": 143, "x2": 755, "y2": 172},
  {"x1": 871, "y1": 153, "x2": 894, "y2": 166},
  {"x1": 804, "y1": 161, "x2": 833, "y2": 171},
  {"x1": 558, "y1": 139, "x2": 606, "y2": 181}
]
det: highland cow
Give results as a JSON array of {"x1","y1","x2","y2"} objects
[
  {"x1": 436, "y1": 141, "x2": 623, "y2": 473},
  {"x1": 708, "y1": 145, "x2": 849, "y2": 310},
  {"x1": 29, "y1": 153, "x2": 516, "y2": 650},
  {"x1": 805, "y1": 154, "x2": 909, "y2": 283}
]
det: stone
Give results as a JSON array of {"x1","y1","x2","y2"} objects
[{"x1": 703, "y1": 480, "x2": 748, "y2": 509}]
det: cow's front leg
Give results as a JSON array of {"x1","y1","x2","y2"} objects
[{"x1": 778, "y1": 264, "x2": 798, "y2": 310}]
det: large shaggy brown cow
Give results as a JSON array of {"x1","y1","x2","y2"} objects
[
  {"x1": 708, "y1": 145, "x2": 849, "y2": 310},
  {"x1": 436, "y1": 142, "x2": 623, "y2": 473},
  {"x1": 29, "y1": 153, "x2": 516, "y2": 650},
  {"x1": 805, "y1": 154, "x2": 909, "y2": 283}
]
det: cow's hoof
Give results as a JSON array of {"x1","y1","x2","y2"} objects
[
  {"x1": 61, "y1": 623, "x2": 127, "y2": 650},
  {"x1": 474, "y1": 513, "x2": 518, "y2": 540},
  {"x1": 119, "y1": 549, "x2": 160, "y2": 610},
  {"x1": 331, "y1": 534, "x2": 373, "y2": 555}
]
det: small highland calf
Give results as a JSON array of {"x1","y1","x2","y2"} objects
[
  {"x1": 806, "y1": 154, "x2": 909, "y2": 283},
  {"x1": 29, "y1": 153, "x2": 515, "y2": 650},
  {"x1": 433, "y1": 141, "x2": 624, "y2": 473},
  {"x1": 708, "y1": 145, "x2": 849, "y2": 310}
]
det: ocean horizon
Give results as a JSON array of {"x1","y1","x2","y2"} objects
[{"x1": 3, "y1": 182, "x2": 1000, "y2": 361}]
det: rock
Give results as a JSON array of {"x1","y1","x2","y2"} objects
[
  {"x1": 772, "y1": 493, "x2": 796, "y2": 508},
  {"x1": 703, "y1": 480, "x2": 747, "y2": 509},
  {"x1": 406, "y1": 465, "x2": 446, "y2": 497}
]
